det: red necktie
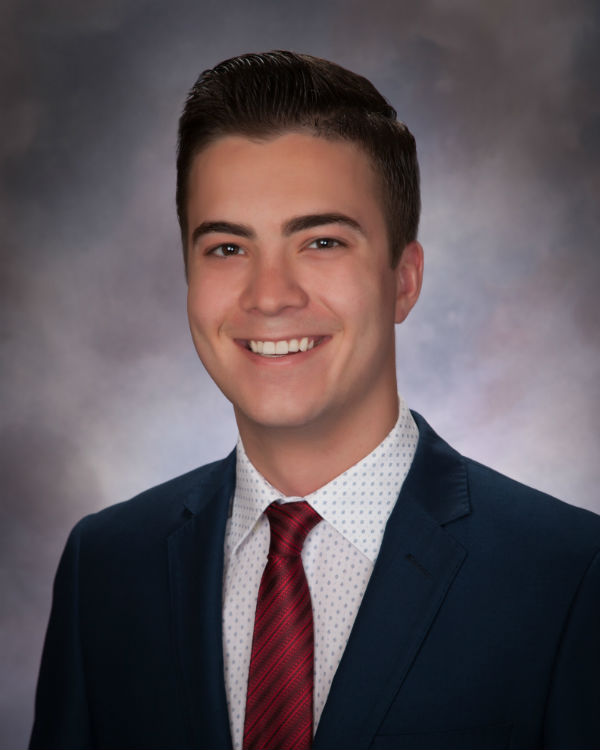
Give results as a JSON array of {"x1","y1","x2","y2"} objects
[{"x1": 243, "y1": 501, "x2": 322, "y2": 750}]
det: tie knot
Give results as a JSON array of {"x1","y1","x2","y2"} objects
[{"x1": 265, "y1": 501, "x2": 321, "y2": 557}]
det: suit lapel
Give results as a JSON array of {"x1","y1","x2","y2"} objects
[
  {"x1": 314, "y1": 413, "x2": 470, "y2": 749},
  {"x1": 167, "y1": 452, "x2": 236, "y2": 750}
]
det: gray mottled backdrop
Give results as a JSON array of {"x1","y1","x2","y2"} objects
[{"x1": 1, "y1": 0, "x2": 598, "y2": 746}]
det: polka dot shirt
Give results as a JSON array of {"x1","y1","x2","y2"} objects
[{"x1": 222, "y1": 398, "x2": 419, "y2": 749}]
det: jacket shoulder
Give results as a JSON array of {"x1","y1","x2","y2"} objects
[
  {"x1": 463, "y1": 455, "x2": 600, "y2": 556},
  {"x1": 73, "y1": 450, "x2": 236, "y2": 544}
]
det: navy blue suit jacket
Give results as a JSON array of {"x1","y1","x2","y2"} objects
[{"x1": 30, "y1": 414, "x2": 600, "y2": 749}]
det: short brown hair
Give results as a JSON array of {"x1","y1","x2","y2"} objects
[{"x1": 176, "y1": 51, "x2": 420, "y2": 269}]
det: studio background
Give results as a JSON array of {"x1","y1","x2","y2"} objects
[{"x1": 1, "y1": 1, "x2": 598, "y2": 747}]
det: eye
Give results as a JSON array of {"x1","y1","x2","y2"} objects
[
  {"x1": 208, "y1": 243, "x2": 245, "y2": 257},
  {"x1": 307, "y1": 238, "x2": 343, "y2": 250}
]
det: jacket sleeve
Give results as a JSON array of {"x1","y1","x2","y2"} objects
[
  {"x1": 543, "y1": 549, "x2": 600, "y2": 749},
  {"x1": 30, "y1": 520, "x2": 93, "y2": 750}
]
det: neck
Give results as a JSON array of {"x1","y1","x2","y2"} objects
[{"x1": 235, "y1": 388, "x2": 400, "y2": 497}]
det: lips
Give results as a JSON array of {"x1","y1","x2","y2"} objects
[{"x1": 245, "y1": 336, "x2": 325, "y2": 356}]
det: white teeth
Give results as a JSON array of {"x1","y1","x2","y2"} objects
[{"x1": 248, "y1": 337, "x2": 319, "y2": 356}]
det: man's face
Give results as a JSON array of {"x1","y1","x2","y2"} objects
[{"x1": 186, "y1": 132, "x2": 420, "y2": 436}]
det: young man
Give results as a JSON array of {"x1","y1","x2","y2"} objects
[{"x1": 31, "y1": 52, "x2": 600, "y2": 750}]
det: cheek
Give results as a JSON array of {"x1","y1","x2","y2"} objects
[
  {"x1": 317, "y1": 266, "x2": 395, "y2": 328},
  {"x1": 187, "y1": 282, "x2": 220, "y2": 339}
]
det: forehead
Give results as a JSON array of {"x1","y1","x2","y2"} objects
[{"x1": 186, "y1": 131, "x2": 384, "y2": 224}]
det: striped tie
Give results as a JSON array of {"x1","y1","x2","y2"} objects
[{"x1": 243, "y1": 501, "x2": 322, "y2": 750}]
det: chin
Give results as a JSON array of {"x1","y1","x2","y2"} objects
[{"x1": 233, "y1": 391, "x2": 330, "y2": 432}]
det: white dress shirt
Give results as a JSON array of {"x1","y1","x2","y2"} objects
[{"x1": 222, "y1": 398, "x2": 419, "y2": 749}]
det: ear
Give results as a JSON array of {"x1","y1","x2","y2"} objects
[{"x1": 394, "y1": 241, "x2": 424, "y2": 324}]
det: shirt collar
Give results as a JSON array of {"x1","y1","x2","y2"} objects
[{"x1": 231, "y1": 397, "x2": 419, "y2": 561}]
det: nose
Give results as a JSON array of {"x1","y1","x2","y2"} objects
[{"x1": 239, "y1": 255, "x2": 309, "y2": 315}]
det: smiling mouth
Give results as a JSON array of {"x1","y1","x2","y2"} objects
[{"x1": 245, "y1": 336, "x2": 325, "y2": 357}]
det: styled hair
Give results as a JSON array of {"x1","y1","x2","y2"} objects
[{"x1": 176, "y1": 50, "x2": 420, "y2": 268}]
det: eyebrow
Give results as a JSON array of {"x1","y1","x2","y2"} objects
[
  {"x1": 191, "y1": 221, "x2": 255, "y2": 245},
  {"x1": 190, "y1": 212, "x2": 365, "y2": 246},
  {"x1": 282, "y1": 213, "x2": 365, "y2": 237}
]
